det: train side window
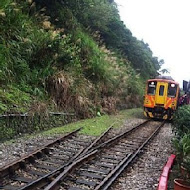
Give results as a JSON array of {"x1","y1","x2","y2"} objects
[
  {"x1": 168, "y1": 83, "x2": 177, "y2": 97},
  {"x1": 159, "y1": 85, "x2": 164, "y2": 96},
  {"x1": 147, "y1": 81, "x2": 157, "y2": 95}
]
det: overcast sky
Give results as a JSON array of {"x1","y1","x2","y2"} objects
[{"x1": 115, "y1": 0, "x2": 190, "y2": 86}]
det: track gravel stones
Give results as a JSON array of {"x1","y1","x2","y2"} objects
[{"x1": 112, "y1": 122, "x2": 173, "y2": 190}]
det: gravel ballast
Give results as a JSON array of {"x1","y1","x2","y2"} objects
[{"x1": 112, "y1": 122, "x2": 174, "y2": 190}]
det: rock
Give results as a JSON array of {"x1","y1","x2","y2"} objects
[{"x1": 12, "y1": 152, "x2": 21, "y2": 157}]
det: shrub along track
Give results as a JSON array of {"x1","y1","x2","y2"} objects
[{"x1": 0, "y1": 120, "x2": 164, "y2": 190}]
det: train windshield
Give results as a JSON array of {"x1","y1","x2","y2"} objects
[
  {"x1": 159, "y1": 85, "x2": 165, "y2": 96},
  {"x1": 147, "y1": 81, "x2": 157, "y2": 95},
  {"x1": 168, "y1": 83, "x2": 177, "y2": 97}
]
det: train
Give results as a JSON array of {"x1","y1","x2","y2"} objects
[{"x1": 143, "y1": 76, "x2": 180, "y2": 120}]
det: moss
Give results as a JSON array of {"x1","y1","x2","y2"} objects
[{"x1": 0, "y1": 85, "x2": 31, "y2": 113}]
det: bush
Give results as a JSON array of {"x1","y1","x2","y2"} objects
[
  {"x1": 173, "y1": 105, "x2": 190, "y2": 137},
  {"x1": 172, "y1": 105, "x2": 190, "y2": 177}
]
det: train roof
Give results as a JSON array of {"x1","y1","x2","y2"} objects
[
  {"x1": 155, "y1": 76, "x2": 174, "y2": 80},
  {"x1": 147, "y1": 78, "x2": 179, "y2": 85}
]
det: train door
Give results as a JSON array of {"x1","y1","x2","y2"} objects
[{"x1": 155, "y1": 82, "x2": 167, "y2": 105}]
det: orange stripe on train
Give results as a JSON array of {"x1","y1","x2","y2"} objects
[
  {"x1": 165, "y1": 98, "x2": 172, "y2": 109},
  {"x1": 147, "y1": 95, "x2": 154, "y2": 107}
]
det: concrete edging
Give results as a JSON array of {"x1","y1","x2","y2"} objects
[{"x1": 157, "y1": 154, "x2": 176, "y2": 190}]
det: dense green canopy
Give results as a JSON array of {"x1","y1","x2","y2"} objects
[
  {"x1": 34, "y1": 0, "x2": 162, "y2": 78},
  {"x1": 0, "y1": 0, "x2": 163, "y2": 114}
]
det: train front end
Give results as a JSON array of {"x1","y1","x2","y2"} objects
[{"x1": 143, "y1": 79, "x2": 179, "y2": 120}]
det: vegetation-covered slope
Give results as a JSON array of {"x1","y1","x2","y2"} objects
[{"x1": 0, "y1": 0, "x2": 163, "y2": 117}]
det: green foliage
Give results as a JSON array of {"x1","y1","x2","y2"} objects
[
  {"x1": 0, "y1": 0, "x2": 56, "y2": 86},
  {"x1": 173, "y1": 105, "x2": 190, "y2": 137},
  {"x1": 173, "y1": 134, "x2": 190, "y2": 176},
  {"x1": 172, "y1": 105, "x2": 190, "y2": 176},
  {"x1": 34, "y1": 0, "x2": 162, "y2": 79},
  {"x1": 0, "y1": 113, "x2": 77, "y2": 141},
  {"x1": 0, "y1": 85, "x2": 31, "y2": 113},
  {"x1": 173, "y1": 134, "x2": 190, "y2": 159},
  {"x1": 71, "y1": 30, "x2": 112, "y2": 82},
  {"x1": 0, "y1": 126, "x2": 15, "y2": 140},
  {"x1": 43, "y1": 108, "x2": 143, "y2": 136},
  {"x1": 0, "y1": 0, "x2": 160, "y2": 118}
]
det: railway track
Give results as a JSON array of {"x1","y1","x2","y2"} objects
[
  {"x1": 111, "y1": 123, "x2": 173, "y2": 190},
  {"x1": 0, "y1": 120, "x2": 164, "y2": 190},
  {"x1": 44, "y1": 120, "x2": 164, "y2": 190}
]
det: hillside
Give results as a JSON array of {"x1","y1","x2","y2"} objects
[{"x1": 0, "y1": 0, "x2": 163, "y2": 118}]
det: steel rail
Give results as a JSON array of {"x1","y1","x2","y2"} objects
[
  {"x1": 79, "y1": 124, "x2": 114, "y2": 156},
  {"x1": 95, "y1": 121, "x2": 166, "y2": 190},
  {"x1": 17, "y1": 150, "x2": 97, "y2": 190},
  {"x1": 13, "y1": 125, "x2": 114, "y2": 190},
  {"x1": 44, "y1": 150, "x2": 98, "y2": 190},
  {"x1": 0, "y1": 128, "x2": 82, "y2": 180},
  {"x1": 80, "y1": 119, "x2": 150, "y2": 156}
]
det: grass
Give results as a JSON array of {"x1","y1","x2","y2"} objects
[
  {"x1": 2, "y1": 108, "x2": 144, "y2": 145},
  {"x1": 43, "y1": 108, "x2": 144, "y2": 136}
]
